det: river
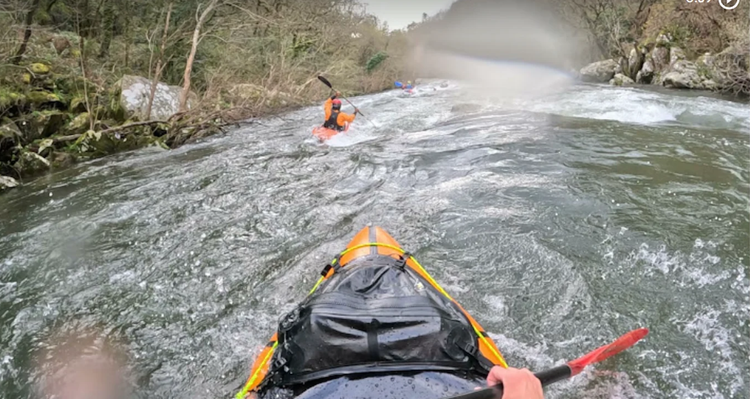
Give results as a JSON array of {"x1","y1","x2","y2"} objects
[{"x1": 1, "y1": 81, "x2": 748, "y2": 399}]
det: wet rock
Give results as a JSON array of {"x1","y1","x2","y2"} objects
[
  {"x1": 50, "y1": 151, "x2": 76, "y2": 168},
  {"x1": 579, "y1": 59, "x2": 618, "y2": 83},
  {"x1": 652, "y1": 47, "x2": 670, "y2": 73},
  {"x1": 0, "y1": 119, "x2": 23, "y2": 144},
  {"x1": 65, "y1": 112, "x2": 90, "y2": 135},
  {"x1": 0, "y1": 175, "x2": 19, "y2": 191},
  {"x1": 36, "y1": 138, "x2": 54, "y2": 157},
  {"x1": 15, "y1": 150, "x2": 51, "y2": 175},
  {"x1": 615, "y1": 58, "x2": 624, "y2": 75},
  {"x1": 451, "y1": 103, "x2": 482, "y2": 113},
  {"x1": 118, "y1": 75, "x2": 197, "y2": 120},
  {"x1": 661, "y1": 60, "x2": 704, "y2": 89},
  {"x1": 637, "y1": 58, "x2": 655, "y2": 84},
  {"x1": 0, "y1": 119, "x2": 23, "y2": 164},
  {"x1": 627, "y1": 47, "x2": 645, "y2": 80},
  {"x1": 36, "y1": 111, "x2": 66, "y2": 139},
  {"x1": 702, "y1": 79, "x2": 718, "y2": 91},
  {"x1": 610, "y1": 73, "x2": 635, "y2": 86}
]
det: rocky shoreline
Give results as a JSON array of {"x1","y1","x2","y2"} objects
[
  {"x1": 0, "y1": 64, "x2": 302, "y2": 193},
  {"x1": 578, "y1": 34, "x2": 747, "y2": 94}
]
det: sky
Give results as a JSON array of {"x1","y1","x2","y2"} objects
[{"x1": 360, "y1": 0, "x2": 456, "y2": 30}]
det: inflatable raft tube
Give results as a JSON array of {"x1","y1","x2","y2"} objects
[{"x1": 237, "y1": 226, "x2": 507, "y2": 398}]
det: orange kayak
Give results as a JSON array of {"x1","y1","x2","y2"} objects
[
  {"x1": 236, "y1": 226, "x2": 508, "y2": 397},
  {"x1": 312, "y1": 123, "x2": 348, "y2": 141}
]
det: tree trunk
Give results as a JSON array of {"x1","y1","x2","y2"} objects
[
  {"x1": 11, "y1": 0, "x2": 43, "y2": 64},
  {"x1": 123, "y1": 0, "x2": 130, "y2": 67},
  {"x1": 98, "y1": 0, "x2": 116, "y2": 58},
  {"x1": 146, "y1": 2, "x2": 173, "y2": 121},
  {"x1": 179, "y1": 0, "x2": 220, "y2": 112}
]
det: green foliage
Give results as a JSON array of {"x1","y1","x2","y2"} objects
[
  {"x1": 365, "y1": 52, "x2": 388, "y2": 73},
  {"x1": 662, "y1": 25, "x2": 691, "y2": 48}
]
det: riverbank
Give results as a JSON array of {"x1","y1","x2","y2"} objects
[
  {"x1": 0, "y1": 57, "x2": 356, "y2": 191},
  {"x1": 578, "y1": 33, "x2": 750, "y2": 96}
]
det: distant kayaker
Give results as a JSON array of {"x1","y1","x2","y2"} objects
[{"x1": 323, "y1": 91, "x2": 358, "y2": 131}]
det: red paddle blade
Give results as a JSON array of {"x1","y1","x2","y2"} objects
[{"x1": 567, "y1": 328, "x2": 649, "y2": 376}]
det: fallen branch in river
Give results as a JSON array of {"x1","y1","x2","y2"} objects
[{"x1": 53, "y1": 120, "x2": 168, "y2": 144}]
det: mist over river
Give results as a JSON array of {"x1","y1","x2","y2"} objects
[{"x1": 1, "y1": 81, "x2": 748, "y2": 399}]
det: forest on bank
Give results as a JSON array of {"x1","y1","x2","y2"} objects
[{"x1": 0, "y1": 0, "x2": 748, "y2": 187}]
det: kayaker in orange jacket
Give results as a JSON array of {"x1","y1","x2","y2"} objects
[{"x1": 323, "y1": 91, "x2": 359, "y2": 131}]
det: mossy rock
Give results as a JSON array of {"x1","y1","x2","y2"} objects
[
  {"x1": 30, "y1": 63, "x2": 51, "y2": 75},
  {"x1": 49, "y1": 151, "x2": 76, "y2": 169},
  {"x1": 0, "y1": 90, "x2": 26, "y2": 111},
  {"x1": 65, "y1": 112, "x2": 90, "y2": 135},
  {"x1": 14, "y1": 150, "x2": 51, "y2": 177},
  {"x1": 0, "y1": 119, "x2": 24, "y2": 164},
  {"x1": 73, "y1": 129, "x2": 147, "y2": 157},
  {"x1": 69, "y1": 96, "x2": 89, "y2": 113},
  {"x1": 27, "y1": 91, "x2": 61, "y2": 105},
  {"x1": 36, "y1": 110, "x2": 67, "y2": 138},
  {"x1": 106, "y1": 88, "x2": 127, "y2": 123}
]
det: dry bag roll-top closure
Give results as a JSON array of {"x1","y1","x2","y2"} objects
[{"x1": 261, "y1": 254, "x2": 494, "y2": 389}]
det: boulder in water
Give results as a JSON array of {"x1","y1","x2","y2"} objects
[
  {"x1": 661, "y1": 60, "x2": 705, "y2": 89},
  {"x1": 637, "y1": 58, "x2": 656, "y2": 84},
  {"x1": 627, "y1": 47, "x2": 645, "y2": 80},
  {"x1": 118, "y1": 75, "x2": 197, "y2": 120},
  {"x1": 0, "y1": 175, "x2": 18, "y2": 191},
  {"x1": 610, "y1": 73, "x2": 635, "y2": 86},
  {"x1": 579, "y1": 59, "x2": 618, "y2": 83},
  {"x1": 702, "y1": 79, "x2": 718, "y2": 91},
  {"x1": 651, "y1": 47, "x2": 670, "y2": 74},
  {"x1": 50, "y1": 151, "x2": 76, "y2": 168},
  {"x1": 15, "y1": 150, "x2": 50, "y2": 176}
]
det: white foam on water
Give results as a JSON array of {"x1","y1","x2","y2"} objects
[
  {"x1": 488, "y1": 332, "x2": 556, "y2": 371},
  {"x1": 504, "y1": 85, "x2": 750, "y2": 132},
  {"x1": 323, "y1": 129, "x2": 379, "y2": 147}
]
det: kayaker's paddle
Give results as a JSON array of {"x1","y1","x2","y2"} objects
[
  {"x1": 317, "y1": 75, "x2": 377, "y2": 127},
  {"x1": 442, "y1": 328, "x2": 649, "y2": 399}
]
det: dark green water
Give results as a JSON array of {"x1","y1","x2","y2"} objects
[{"x1": 1, "y1": 82, "x2": 748, "y2": 399}]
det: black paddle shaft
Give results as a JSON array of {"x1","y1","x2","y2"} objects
[
  {"x1": 317, "y1": 76, "x2": 366, "y2": 117},
  {"x1": 441, "y1": 365, "x2": 572, "y2": 399}
]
